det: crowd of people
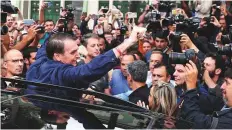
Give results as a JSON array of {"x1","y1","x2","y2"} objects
[{"x1": 1, "y1": 0, "x2": 232, "y2": 129}]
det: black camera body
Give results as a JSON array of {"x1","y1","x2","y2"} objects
[
  {"x1": 174, "y1": 14, "x2": 185, "y2": 23},
  {"x1": 221, "y1": 25, "x2": 232, "y2": 44},
  {"x1": 120, "y1": 25, "x2": 128, "y2": 35},
  {"x1": 202, "y1": 16, "x2": 214, "y2": 27},
  {"x1": 183, "y1": 17, "x2": 201, "y2": 33},
  {"x1": 36, "y1": 26, "x2": 45, "y2": 34},
  {"x1": 64, "y1": 8, "x2": 75, "y2": 20},
  {"x1": 1, "y1": 0, "x2": 18, "y2": 14},
  {"x1": 158, "y1": 1, "x2": 175, "y2": 12},
  {"x1": 148, "y1": 10, "x2": 161, "y2": 22},
  {"x1": 169, "y1": 49, "x2": 196, "y2": 64},
  {"x1": 217, "y1": 44, "x2": 232, "y2": 55}
]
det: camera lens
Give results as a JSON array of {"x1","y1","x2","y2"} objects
[{"x1": 169, "y1": 52, "x2": 187, "y2": 64}]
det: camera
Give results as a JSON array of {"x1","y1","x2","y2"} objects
[
  {"x1": 158, "y1": 1, "x2": 176, "y2": 12},
  {"x1": 169, "y1": 23, "x2": 190, "y2": 52},
  {"x1": 148, "y1": 10, "x2": 161, "y2": 22},
  {"x1": 202, "y1": 16, "x2": 214, "y2": 27},
  {"x1": 169, "y1": 49, "x2": 196, "y2": 64},
  {"x1": 174, "y1": 14, "x2": 185, "y2": 23},
  {"x1": 184, "y1": 17, "x2": 201, "y2": 33},
  {"x1": 221, "y1": 25, "x2": 232, "y2": 44},
  {"x1": 61, "y1": 5, "x2": 75, "y2": 21},
  {"x1": 1, "y1": 12, "x2": 8, "y2": 35},
  {"x1": 120, "y1": 25, "x2": 128, "y2": 35},
  {"x1": 1, "y1": 0, "x2": 18, "y2": 14},
  {"x1": 217, "y1": 44, "x2": 232, "y2": 55},
  {"x1": 36, "y1": 26, "x2": 45, "y2": 34}
]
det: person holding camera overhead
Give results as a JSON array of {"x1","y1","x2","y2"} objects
[{"x1": 178, "y1": 60, "x2": 232, "y2": 129}]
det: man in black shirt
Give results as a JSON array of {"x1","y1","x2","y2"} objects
[{"x1": 127, "y1": 60, "x2": 150, "y2": 105}]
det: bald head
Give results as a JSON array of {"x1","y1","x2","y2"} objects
[
  {"x1": 3, "y1": 49, "x2": 24, "y2": 78},
  {"x1": 4, "y1": 49, "x2": 23, "y2": 61}
]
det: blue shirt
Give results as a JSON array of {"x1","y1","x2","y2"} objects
[
  {"x1": 26, "y1": 34, "x2": 119, "y2": 97},
  {"x1": 110, "y1": 69, "x2": 131, "y2": 95}
]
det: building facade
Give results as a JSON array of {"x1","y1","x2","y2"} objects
[{"x1": 11, "y1": 0, "x2": 153, "y2": 25}]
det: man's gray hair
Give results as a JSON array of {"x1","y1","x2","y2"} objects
[{"x1": 127, "y1": 60, "x2": 148, "y2": 83}]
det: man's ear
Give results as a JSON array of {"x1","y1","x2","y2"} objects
[
  {"x1": 24, "y1": 58, "x2": 29, "y2": 65},
  {"x1": 215, "y1": 68, "x2": 222, "y2": 75},
  {"x1": 167, "y1": 74, "x2": 171, "y2": 82},
  {"x1": 127, "y1": 73, "x2": 132, "y2": 82},
  {"x1": 53, "y1": 53, "x2": 61, "y2": 61},
  {"x1": 3, "y1": 61, "x2": 7, "y2": 69}
]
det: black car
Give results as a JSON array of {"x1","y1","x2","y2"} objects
[{"x1": 1, "y1": 78, "x2": 193, "y2": 129}]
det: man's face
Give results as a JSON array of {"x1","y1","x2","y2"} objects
[
  {"x1": 120, "y1": 55, "x2": 134, "y2": 77},
  {"x1": 152, "y1": 66, "x2": 170, "y2": 84},
  {"x1": 219, "y1": 19, "x2": 227, "y2": 30},
  {"x1": 99, "y1": 38, "x2": 105, "y2": 53},
  {"x1": 143, "y1": 42, "x2": 151, "y2": 54},
  {"x1": 45, "y1": 21, "x2": 54, "y2": 32},
  {"x1": 203, "y1": 57, "x2": 216, "y2": 78},
  {"x1": 60, "y1": 39, "x2": 79, "y2": 66},
  {"x1": 149, "y1": 53, "x2": 162, "y2": 71},
  {"x1": 86, "y1": 38, "x2": 100, "y2": 58},
  {"x1": 4, "y1": 52, "x2": 24, "y2": 77},
  {"x1": 104, "y1": 34, "x2": 113, "y2": 44},
  {"x1": 6, "y1": 16, "x2": 13, "y2": 27},
  {"x1": 173, "y1": 64, "x2": 186, "y2": 86},
  {"x1": 154, "y1": 37, "x2": 168, "y2": 50},
  {"x1": 28, "y1": 52, "x2": 37, "y2": 65},
  {"x1": 221, "y1": 78, "x2": 232, "y2": 107}
]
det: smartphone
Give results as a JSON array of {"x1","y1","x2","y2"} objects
[
  {"x1": 36, "y1": 26, "x2": 45, "y2": 33},
  {"x1": 23, "y1": 19, "x2": 35, "y2": 26},
  {"x1": 58, "y1": 18, "x2": 66, "y2": 23},
  {"x1": 127, "y1": 12, "x2": 137, "y2": 19}
]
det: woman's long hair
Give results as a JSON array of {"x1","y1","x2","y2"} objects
[{"x1": 150, "y1": 81, "x2": 177, "y2": 116}]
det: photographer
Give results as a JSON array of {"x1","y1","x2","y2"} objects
[
  {"x1": 138, "y1": 1, "x2": 159, "y2": 25},
  {"x1": 179, "y1": 61, "x2": 232, "y2": 129},
  {"x1": 80, "y1": 12, "x2": 92, "y2": 35}
]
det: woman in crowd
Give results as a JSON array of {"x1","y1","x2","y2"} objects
[{"x1": 138, "y1": 81, "x2": 177, "y2": 116}]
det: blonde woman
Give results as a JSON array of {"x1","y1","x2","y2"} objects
[{"x1": 137, "y1": 81, "x2": 177, "y2": 116}]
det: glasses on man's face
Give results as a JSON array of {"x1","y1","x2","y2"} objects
[{"x1": 5, "y1": 59, "x2": 24, "y2": 63}]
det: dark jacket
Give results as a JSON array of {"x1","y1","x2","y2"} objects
[
  {"x1": 25, "y1": 34, "x2": 118, "y2": 98},
  {"x1": 178, "y1": 89, "x2": 232, "y2": 129},
  {"x1": 129, "y1": 85, "x2": 150, "y2": 105}
]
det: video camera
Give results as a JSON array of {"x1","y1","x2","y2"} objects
[
  {"x1": 169, "y1": 23, "x2": 189, "y2": 52},
  {"x1": 59, "y1": 5, "x2": 76, "y2": 32},
  {"x1": 158, "y1": 1, "x2": 176, "y2": 12},
  {"x1": 221, "y1": 25, "x2": 232, "y2": 44},
  {"x1": 169, "y1": 49, "x2": 196, "y2": 64},
  {"x1": 217, "y1": 44, "x2": 232, "y2": 56},
  {"x1": 148, "y1": 10, "x2": 161, "y2": 22},
  {"x1": 1, "y1": 0, "x2": 18, "y2": 14}
]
